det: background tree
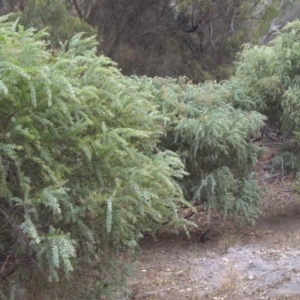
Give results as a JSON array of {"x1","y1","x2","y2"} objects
[
  {"x1": 17, "y1": 0, "x2": 97, "y2": 48},
  {"x1": 1, "y1": 0, "x2": 284, "y2": 81},
  {"x1": 70, "y1": 0, "x2": 280, "y2": 81},
  {"x1": 76, "y1": 0, "x2": 188, "y2": 78}
]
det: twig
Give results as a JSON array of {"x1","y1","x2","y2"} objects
[
  {"x1": 135, "y1": 285, "x2": 190, "y2": 298},
  {"x1": 162, "y1": 209, "x2": 196, "y2": 225},
  {"x1": 265, "y1": 132, "x2": 280, "y2": 141},
  {"x1": 259, "y1": 173, "x2": 280, "y2": 182},
  {"x1": 260, "y1": 142, "x2": 287, "y2": 147}
]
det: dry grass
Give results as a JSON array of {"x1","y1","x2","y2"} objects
[
  {"x1": 218, "y1": 231, "x2": 242, "y2": 254},
  {"x1": 219, "y1": 264, "x2": 240, "y2": 294}
]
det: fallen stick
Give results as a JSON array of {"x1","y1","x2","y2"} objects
[
  {"x1": 260, "y1": 142, "x2": 285, "y2": 146},
  {"x1": 259, "y1": 173, "x2": 280, "y2": 182},
  {"x1": 128, "y1": 285, "x2": 190, "y2": 299},
  {"x1": 143, "y1": 286, "x2": 189, "y2": 298}
]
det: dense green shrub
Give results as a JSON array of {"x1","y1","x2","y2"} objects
[
  {"x1": 0, "y1": 13, "x2": 270, "y2": 298},
  {"x1": 131, "y1": 76, "x2": 266, "y2": 222},
  {"x1": 232, "y1": 20, "x2": 300, "y2": 177},
  {"x1": 0, "y1": 16, "x2": 192, "y2": 298}
]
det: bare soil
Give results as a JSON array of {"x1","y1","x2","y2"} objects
[{"x1": 127, "y1": 146, "x2": 300, "y2": 300}]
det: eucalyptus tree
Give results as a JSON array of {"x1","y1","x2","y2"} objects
[
  {"x1": 69, "y1": 0, "x2": 280, "y2": 80},
  {"x1": 175, "y1": 0, "x2": 281, "y2": 67},
  {"x1": 17, "y1": 0, "x2": 97, "y2": 48},
  {"x1": 262, "y1": 0, "x2": 300, "y2": 44},
  {"x1": 72, "y1": 0, "x2": 185, "y2": 78},
  {"x1": 1, "y1": 0, "x2": 283, "y2": 80}
]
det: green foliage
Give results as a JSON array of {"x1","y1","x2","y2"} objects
[
  {"x1": 0, "y1": 16, "x2": 193, "y2": 298},
  {"x1": 0, "y1": 10, "x2": 274, "y2": 297},
  {"x1": 251, "y1": 0, "x2": 282, "y2": 43},
  {"x1": 231, "y1": 19, "x2": 300, "y2": 179},
  {"x1": 234, "y1": 20, "x2": 300, "y2": 129},
  {"x1": 132, "y1": 76, "x2": 266, "y2": 223},
  {"x1": 17, "y1": 0, "x2": 97, "y2": 48}
]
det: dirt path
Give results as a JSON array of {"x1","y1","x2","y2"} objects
[{"x1": 127, "y1": 147, "x2": 300, "y2": 300}]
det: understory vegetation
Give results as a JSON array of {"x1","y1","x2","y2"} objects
[
  {"x1": 233, "y1": 20, "x2": 300, "y2": 177},
  {"x1": 1, "y1": 0, "x2": 300, "y2": 299}
]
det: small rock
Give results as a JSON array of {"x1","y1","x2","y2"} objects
[{"x1": 247, "y1": 274, "x2": 254, "y2": 280}]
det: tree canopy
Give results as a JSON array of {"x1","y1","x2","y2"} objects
[{"x1": 6, "y1": 0, "x2": 278, "y2": 81}]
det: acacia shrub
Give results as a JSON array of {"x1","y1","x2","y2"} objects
[
  {"x1": 0, "y1": 17, "x2": 192, "y2": 299},
  {"x1": 231, "y1": 20, "x2": 300, "y2": 177},
  {"x1": 131, "y1": 76, "x2": 266, "y2": 223}
]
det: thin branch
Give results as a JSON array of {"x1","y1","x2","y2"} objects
[
  {"x1": 259, "y1": 173, "x2": 281, "y2": 182},
  {"x1": 71, "y1": 0, "x2": 83, "y2": 19}
]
